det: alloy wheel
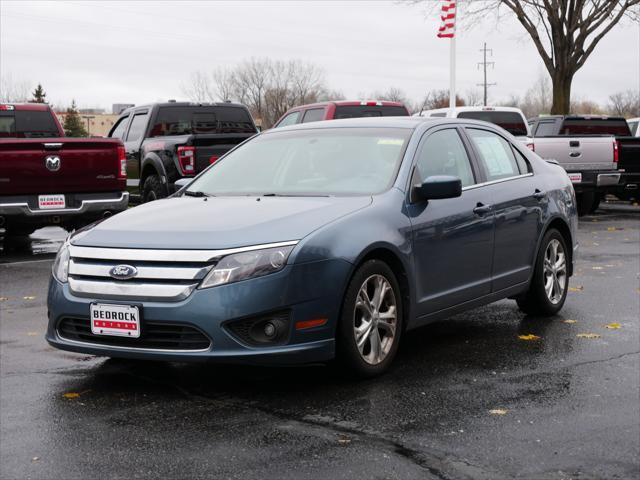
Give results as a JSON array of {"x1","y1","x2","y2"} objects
[
  {"x1": 353, "y1": 274, "x2": 398, "y2": 365},
  {"x1": 543, "y1": 238, "x2": 566, "y2": 304}
]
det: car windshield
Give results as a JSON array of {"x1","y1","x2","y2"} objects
[{"x1": 185, "y1": 127, "x2": 411, "y2": 196}]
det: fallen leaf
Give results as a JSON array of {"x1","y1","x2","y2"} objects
[
  {"x1": 593, "y1": 242, "x2": 600, "y2": 246},
  {"x1": 605, "y1": 323, "x2": 621, "y2": 329},
  {"x1": 0, "y1": 297, "x2": 7, "y2": 301},
  {"x1": 489, "y1": 409, "x2": 508, "y2": 415},
  {"x1": 518, "y1": 334, "x2": 540, "y2": 341},
  {"x1": 607, "y1": 227, "x2": 623, "y2": 231},
  {"x1": 569, "y1": 286, "x2": 584, "y2": 292},
  {"x1": 26, "y1": 332, "x2": 39, "y2": 336},
  {"x1": 62, "y1": 392, "x2": 80, "y2": 399},
  {"x1": 23, "y1": 296, "x2": 36, "y2": 300},
  {"x1": 563, "y1": 319, "x2": 578, "y2": 324},
  {"x1": 337, "y1": 435, "x2": 351, "y2": 445},
  {"x1": 592, "y1": 266, "x2": 603, "y2": 270},
  {"x1": 31, "y1": 457, "x2": 39, "y2": 462},
  {"x1": 576, "y1": 333, "x2": 601, "y2": 339}
]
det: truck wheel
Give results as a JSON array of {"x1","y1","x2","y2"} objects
[
  {"x1": 576, "y1": 191, "x2": 595, "y2": 217},
  {"x1": 3, "y1": 225, "x2": 36, "y2": 237},
  {"x1": 516, "y1": 229, "x2": 568, "y2": 316},
  {"x1": 142, "y1": 175, "x2": 167, "y2": 203},
  {"x1": 588, "y1": 194, "x2": 602, "y2": 214}
]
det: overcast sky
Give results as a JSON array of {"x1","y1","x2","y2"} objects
[{"x1": 1, "y1": 0, "x2": 638, "y2": 111}]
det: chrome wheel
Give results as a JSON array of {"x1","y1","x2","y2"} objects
[
  {"x1": 353, "y1": 274, "x2": 397, "y2": 365},
  {"x1": 543, "y1": 239, "x2": 566, "y2": 304}
]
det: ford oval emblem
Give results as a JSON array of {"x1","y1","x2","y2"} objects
[{"x1": 109, "y1": 264, "x2": 138, "y2": 280}]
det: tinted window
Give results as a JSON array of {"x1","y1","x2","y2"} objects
[
  {"x1": 276, "y1": 111, "x2": 300, "y2": 128},
  {"x1": 334, "y1": 105, "x2": 409, "y2": 119},
  {"x1": 467, "y1": 128, "x2": 520, "y2": 181},
  {"x1": 514, "y1": 149, "x2": 531, "y2": 174},
  {"x1": 126, "y1": 113, "x2": 148, "y2": 142},
  {"x1": 430, "y1": 112, "x2": 446, "y2": 117},
  {"x1": 149, "y1": 106, "x2": 255, "y2": 136},
  {"x1": 301, "y1": 108, "x2": 325, "y2": 123},
  {"x1": 109, "y1": 116, "x2": 130, "y2": 139},
  {"x1": 534, "y1": 121, "x2": 556, "y2": 136},
  {"x1": 628, "y1": 120, "x2": 638, "y2": 136},
  {"x1": 0, "y1": 110, "x2": 59, "y2": 138},
  {"x1": 559, "y1": 118, "x2": 631, "y2": 136},
  {"x1": 186, "y1": 128, "x2": 411, "y2": 196},
  {"x1": 457, "y1": 111, "x2": 528, "y2": 136},
  {"x1": 416, "y1": 129, "x2": 475, "y2": 187}
]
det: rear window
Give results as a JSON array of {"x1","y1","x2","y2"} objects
[
  {"x1": 457, "y1": 111, "x2": 528, "y2": 137},
  {"x1": 334, "y1": 105, "x2": 409, "y2": 119},
  {"x1": 149, "y1": 106, "x2": 256, "y2": 137},
  {"x1": 0, "y1": 110, "x2": 60, "y2": 138},
  {"x1": 534, "y1": 121, "x2": 556, "y2": 136},
  {"x1": 559, "y1": 119, "x2": 632, "y2": 136}
]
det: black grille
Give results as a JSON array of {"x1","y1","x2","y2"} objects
[{"x1": 57, "y1": 317, "x2": 211, "y2": 351}]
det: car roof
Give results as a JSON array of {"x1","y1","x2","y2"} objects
[
  {"x1": 0, "y1": 103, "x2": 51, "y2": 112},
  {"x1": 288, "y1": 100, "x2": 407, "y2": 110},
  {"x1": 121, "y1": 101, "x2": 249, "y2": 115},
  {"x1": 264, "y1": 116, "x2": 498, "y2": 132},
  {"x1": 416, "y1": 106, "x2": 525, "y2": 117}
]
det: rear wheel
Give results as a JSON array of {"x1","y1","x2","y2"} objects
[
  {"x1": 337, "y1": 260, "x2": 403, "y2": 377},
  {"x1": 588, "y1": 194, "x2": 602, "y2": 214},
  {"x1": 516, "y1": 229, "x2": 568, "y2": 316},
  {"x1": 142, "y1": 174, "x2": 167, "y2": 203},
  {"x1": 3, "y1": 225, "x2": 36, "y2": 237},
  {"x1": 576, "y1": 191, "x2": 594, "y2": 216}
]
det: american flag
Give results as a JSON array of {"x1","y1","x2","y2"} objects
[{"x1": 437, "y1": 0, "x2": 456, "y2": 38}]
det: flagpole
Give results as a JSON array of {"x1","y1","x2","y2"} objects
[{"x1": 449, "y1": 35, "x2": 456, "y2": 116}]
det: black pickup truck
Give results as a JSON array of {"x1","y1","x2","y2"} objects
[
  {"x1": 529, "y1": 115, "x2": 640, "y2": 203},
  {"x1": 108, "y1": 102, "x2": 258, "y2": 203}
]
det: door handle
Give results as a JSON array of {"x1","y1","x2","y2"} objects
[
  {"x1": 473, "y1": 203, "x2": 492, "y2": 216},
  {"x1": 569, "y1": 151, "x2": 582, "y2": 158},
  {"x1": 533, "y1": 189, "x2": 546, "y2": 200}
]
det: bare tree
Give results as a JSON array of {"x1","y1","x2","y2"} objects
[
  {"x1": 416, "y1": 89, "x2": 465, "y2": 113},
  {"x1": 212, "y1": 67, "x2": 236, "y2": 102},
  {"x1": 0, "y1": 75, "x2": 31, "y2": 103},
  {"x1": 519, "y1": 72, "x2": 552, "y2": 118},
  {"x1": 608, "y1": 90, "x2": 640, "y2": 117},
  {"x1": 464, "y1": 89, "x2": 483, "y2": 107},
  {"x1": 411, "y1": 0, "x2": 640, "y2": 114},
  {"x1": 180, "y1": 71, "x2": 214, "y2": 103},
  {"x1": 373, "y1": 87, "x2": 409, "y2": 104}
]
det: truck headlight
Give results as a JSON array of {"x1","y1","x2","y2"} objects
[
  {"x1": 199, "y1": 245, "x2": 295, "y2": 289},
  {"x1": 52, "y1": 242, "x2": 70, "y2": 283}
]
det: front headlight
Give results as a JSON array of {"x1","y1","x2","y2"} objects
[
  {"x1": 52, "y1": 241, "x2": 70, "y2": 283},
  {"x1": 199, "y1": 245, "x2": 295, "y2": 289}
]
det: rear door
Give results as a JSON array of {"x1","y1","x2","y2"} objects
[
  {"x1": 463, "y1": 126, "x2": 543, "y2": 291},
  {"x1": 407, "y1": 126, "x2": 494, "y2": 316}
]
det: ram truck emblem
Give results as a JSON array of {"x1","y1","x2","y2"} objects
[
  {"x1": 45, "y1": 156, "x2": 61, "y2": 172},
  {"x1": 109, "y1": 265, "x2": 138, "y2": 280}
]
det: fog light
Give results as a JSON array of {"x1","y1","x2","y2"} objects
[{"x1": 264, "y1": 321, "x2": 277, "y2": 338}]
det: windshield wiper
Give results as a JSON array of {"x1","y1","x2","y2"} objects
[
  {"x1": 184, "y1": 190, "x2": 213, "y2": 197},
  {"x1": 261, "y1": 193, "x2": 329, "y2": 197}
]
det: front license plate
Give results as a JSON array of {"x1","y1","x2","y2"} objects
[
  {"x1": 90, "y1": 303, "x2": 141, "y2": 338},
  {"x1": 38, "y1": 194, "x2": 65, "y2": 209},
  {"x1": 568, "y1": 173, "x2": 582, "y2": 184}
]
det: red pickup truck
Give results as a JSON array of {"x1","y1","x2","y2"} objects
[
  {"x1": 0, "y1": 103, "x2": 129, "y2": 237},
  {"x1": 273, "y1": 101, "x2": 410, "y2": 128}
]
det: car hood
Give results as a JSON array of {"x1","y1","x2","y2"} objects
[{"x1": 71, "y1": 195, "x2": 372, "y2": 249}]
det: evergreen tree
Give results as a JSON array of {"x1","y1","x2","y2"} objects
[
  {"x1": 63, "y1": 100, "x2": 88, "y2": 137},
  {"x1": 31, "y1": 83, "x2": 47, "y2": 103}
]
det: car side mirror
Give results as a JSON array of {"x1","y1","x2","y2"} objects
[
  {"x1": 174, "y1": 178, "x2": 191, "y2": 190},
  {"x1": 414, "y1": 175, "x2": 462, "y2": 201}
]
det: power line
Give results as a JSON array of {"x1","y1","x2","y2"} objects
[{"x1": 477, "y1": 42, "x2": 496, "y2": 106}]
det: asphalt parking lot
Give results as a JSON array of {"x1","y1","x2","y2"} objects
[{"x1": 1, "y1": 202, "x2": 638, "y2": 480}]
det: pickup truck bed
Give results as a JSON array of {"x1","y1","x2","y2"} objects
[{"x1": 0, "y1": 104, "x2": 128, "y2": 235}]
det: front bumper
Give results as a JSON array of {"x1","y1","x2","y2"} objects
[{"x1": 46, "y1": 258, "x2": 351, "y2": 364}]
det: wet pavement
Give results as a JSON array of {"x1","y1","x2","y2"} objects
[{"x1": 1, "y1": 204, "x2": 639, "y2": 480}]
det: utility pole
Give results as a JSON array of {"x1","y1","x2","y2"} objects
[{"x1": 477, "y1": 42, "x2": 496, "y2": 106}]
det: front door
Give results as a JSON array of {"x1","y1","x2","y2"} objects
[{"x1": 407, "y1": 127, "x2": 495, "y2": 317}]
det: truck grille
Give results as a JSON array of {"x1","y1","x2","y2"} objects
[{"x1": 57, "y1": 317, "x2": 211, "y2": 351}]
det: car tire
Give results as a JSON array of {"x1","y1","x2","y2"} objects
[
  {"x1": 336, "y1": 259, "x2": 403, "y2": 378},
  {"x1": 588, "y1": 194, "x2": 602, "y2": 214},
  {"x1": 576, "y1": 191, "x2": 594, "y2": 217},
  {"x1": 516, "y1": 229, "x2": 569, "y2": 316},
  {"x1": 3, "y1": 225, "x2": 36, "y2": 237},
  {"x1": 142, "y1": 174, "x2": 167, "y2": 203}
]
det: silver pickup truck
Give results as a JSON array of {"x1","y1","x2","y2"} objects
[{"x1": 528, "y1": 117, "x2": 621, "y2": 215}]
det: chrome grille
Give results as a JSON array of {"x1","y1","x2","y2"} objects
[{"x1": 66, "y1": 241, "x2": 298, "y2": 302}]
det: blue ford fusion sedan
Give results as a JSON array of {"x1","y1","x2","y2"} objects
[{"x1": 47, "y1": 117, "x2": 578, "y2": 376}]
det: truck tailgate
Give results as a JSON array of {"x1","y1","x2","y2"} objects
[
  {"x1": 191, "y1": 133, "x2": 255, "y2": 172},
  {"x1": 0, "y1": 138, "x2": 125, "y2": 196},
  {"x1": 532, "y1": 136, "x2": 616, "y2": 170}
]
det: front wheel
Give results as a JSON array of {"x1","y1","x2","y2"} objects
[
  {"x1": 142, "y1": 175, "x2": 167, "y2": 203},
  {"x1": 337, "y1": 260, "x2": 403, "y2": 378},
  {"x1": 516, "y1": 229, "x2": 569, "y2": 316}
]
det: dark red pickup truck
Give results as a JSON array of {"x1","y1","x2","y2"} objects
[{"x1": 0, "y1": 103, "x2": 129, "y2": 236}]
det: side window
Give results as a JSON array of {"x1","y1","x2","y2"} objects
[
  {"x1": 416, "y1": 129, "x2": 475, "y2": 187},
  {"x1": 301, "y1": 108, "x2": 325, "y2": 123},
  {"x1": 513, "y1": 148, "x2": 532, "y2": 174},
  {"x1": 535, "y1": 121, "x2": 556, "y2": 136},
  {"x1": 276, "y1": 111, "x2": 300, "y2": 128},
  {"x1": 125, "y1": 113, "x2": 148, "y2": 142},
  {"x1": 109, "y1": 116, "x2": 129, "y2": 139},
  {"x1": 467, "y1": 128, "x2": 520, "y2": 181}
]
